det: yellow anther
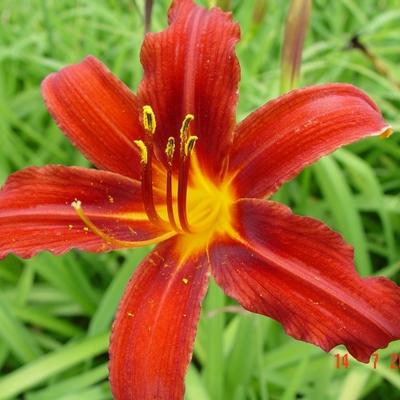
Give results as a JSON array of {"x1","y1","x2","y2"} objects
[
  {"x1": 134, "y1": 140, "x2": 148, "y2": 164},
  {"x1": 165, "y1": 137, "x2": 176, "y2": 164},
  {"x1": 380, "y1": 127, "x2": 393, "y2": 139},
  {"x1": 180, "y1": 114, "x2": 194, "y2": 141},
  {"x1": 182, "y1": 278, "x2": 189, "y2": 285},
  {"x1": 184, "y1": 135, "x2": 198, "y2": 156},
  {"x1": 142, "y1": 105, "x2": 156, "y2": 134}
]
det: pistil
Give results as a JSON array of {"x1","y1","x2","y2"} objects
[{"x1": 71, "y1": 200, "x2": 175, "y2": 247}]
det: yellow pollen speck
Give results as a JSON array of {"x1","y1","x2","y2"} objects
[
  {"x1": 108, "y1": 195, "x2": 114, "y2": 204},
  {"x1": 83, "y1": 227, "x2": 89, "y2": 232},
  {"x1": 380, "y1": 127, "x2": 393, "y2": 139},
  {"x1": 127, "y1": 312, "x2": 134, "y2": 318},
  {"x1": 68, "y1": 224, "x2": 73, "y2": 230},
  {"x1": 143, "y1": 105, "x2": 156, "y2": 134},
  {"x1": 182, "y1": 278, "x2": 189, "y2": 285},
  {"x1": 134, "y1": 140, "x2": 148, "y2": 164}
]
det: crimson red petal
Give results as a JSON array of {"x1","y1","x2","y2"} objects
[
  {"x1": 109, "y1": 238, "x2": 209, "y2": 400},
  {"x1": 138, "y1": 0, "x2": 240, "y2": 180},
  {"x1": 210, "y1": 199, "x2": 400, "y2": 362},
  {"x1": 42, "y1": 56, "x2": 163, "y2": 180},
  {"x1": 228, "y1": 84, "x2": 391, "y2": 198},
  {"x1": 0, "y1": 166, "x2": 167, "y2": 259}
]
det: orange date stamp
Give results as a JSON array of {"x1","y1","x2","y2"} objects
[{"x1": 335, "y1": 353, "x2": 400, "y2": 369}]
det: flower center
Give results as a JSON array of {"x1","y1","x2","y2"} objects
[
  {"x1": 178, "y1": 167, "x2": 235, "y2": 255},
  {"x1": 71, "y1": 105, "x2": 235, "y2": 251},
  {"x1": 134, "y1": 105, "x2": 235, "y2": 239}
]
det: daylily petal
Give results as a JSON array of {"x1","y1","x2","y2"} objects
[
  {"x1": 228, "y1": 84, "x2": 391, "y2": 198},
  {"x1": 210, "y1": 199, "x2": 400, "y2": 362},
  {"x1": 0, "y1": 166, "x2": 168, "y2": 259},
  {"x1": 138, "y1": 0, "x2": 240, "y2": 180},
  {"x1": 109, "y1": 238, "x2": 209, "y2": 400},
  {"x1": 42, "y1": 56, "x2": 164, "y2": 181}
]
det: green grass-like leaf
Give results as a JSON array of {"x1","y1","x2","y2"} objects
[{"x1": 0, "y1": 0, "x2": 399, "y2": 399}]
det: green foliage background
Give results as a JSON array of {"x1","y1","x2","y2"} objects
[{"x1": 0, "y1": 0, "x2": 399, "y2": 399}]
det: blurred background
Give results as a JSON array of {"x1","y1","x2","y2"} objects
[{"x1": 0, "y1": 0, "x2": 399, "y2": 399}]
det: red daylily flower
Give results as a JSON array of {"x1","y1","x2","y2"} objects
[{"x1": 0, "y1": 0, "x2": 399, "y2": 399}]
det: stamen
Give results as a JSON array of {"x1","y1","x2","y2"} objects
[
  {"x1": 184, "y1": 136, "x2": 198, "y2": 156},
  {"x1": 178, "y1": 155, "x2": 191, "y2": 232},
  {"x1": 71, "y1": 200, "x2": 175, "y2": 247},
  {"x1": 180, "y1": 114, "x2": 194, "y2": 136},
  {"x1": 135, "y1": 124, "x2": 165, "y2": 227},
  {"x1": 134, "y1": 140, "x2": 148, "y2": 164},
  {"x1": 165, "y1": 137, "x2": 179, "y2": 231},
  {"x1": 134, "y1": 108, "x2": 199, "y2": 235},
  {"x1": 179, "y1": 114, "x2": 194, "y2": 152},
  {"x1": 177, "y1": 115, "x2": 196, "y2": 233},
  {"x1": 165, "y1": 137, "x2": 176, "y2": 163},
  {"x1": 143, "y1": 105, "x2": 156, "y2": 134}
]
